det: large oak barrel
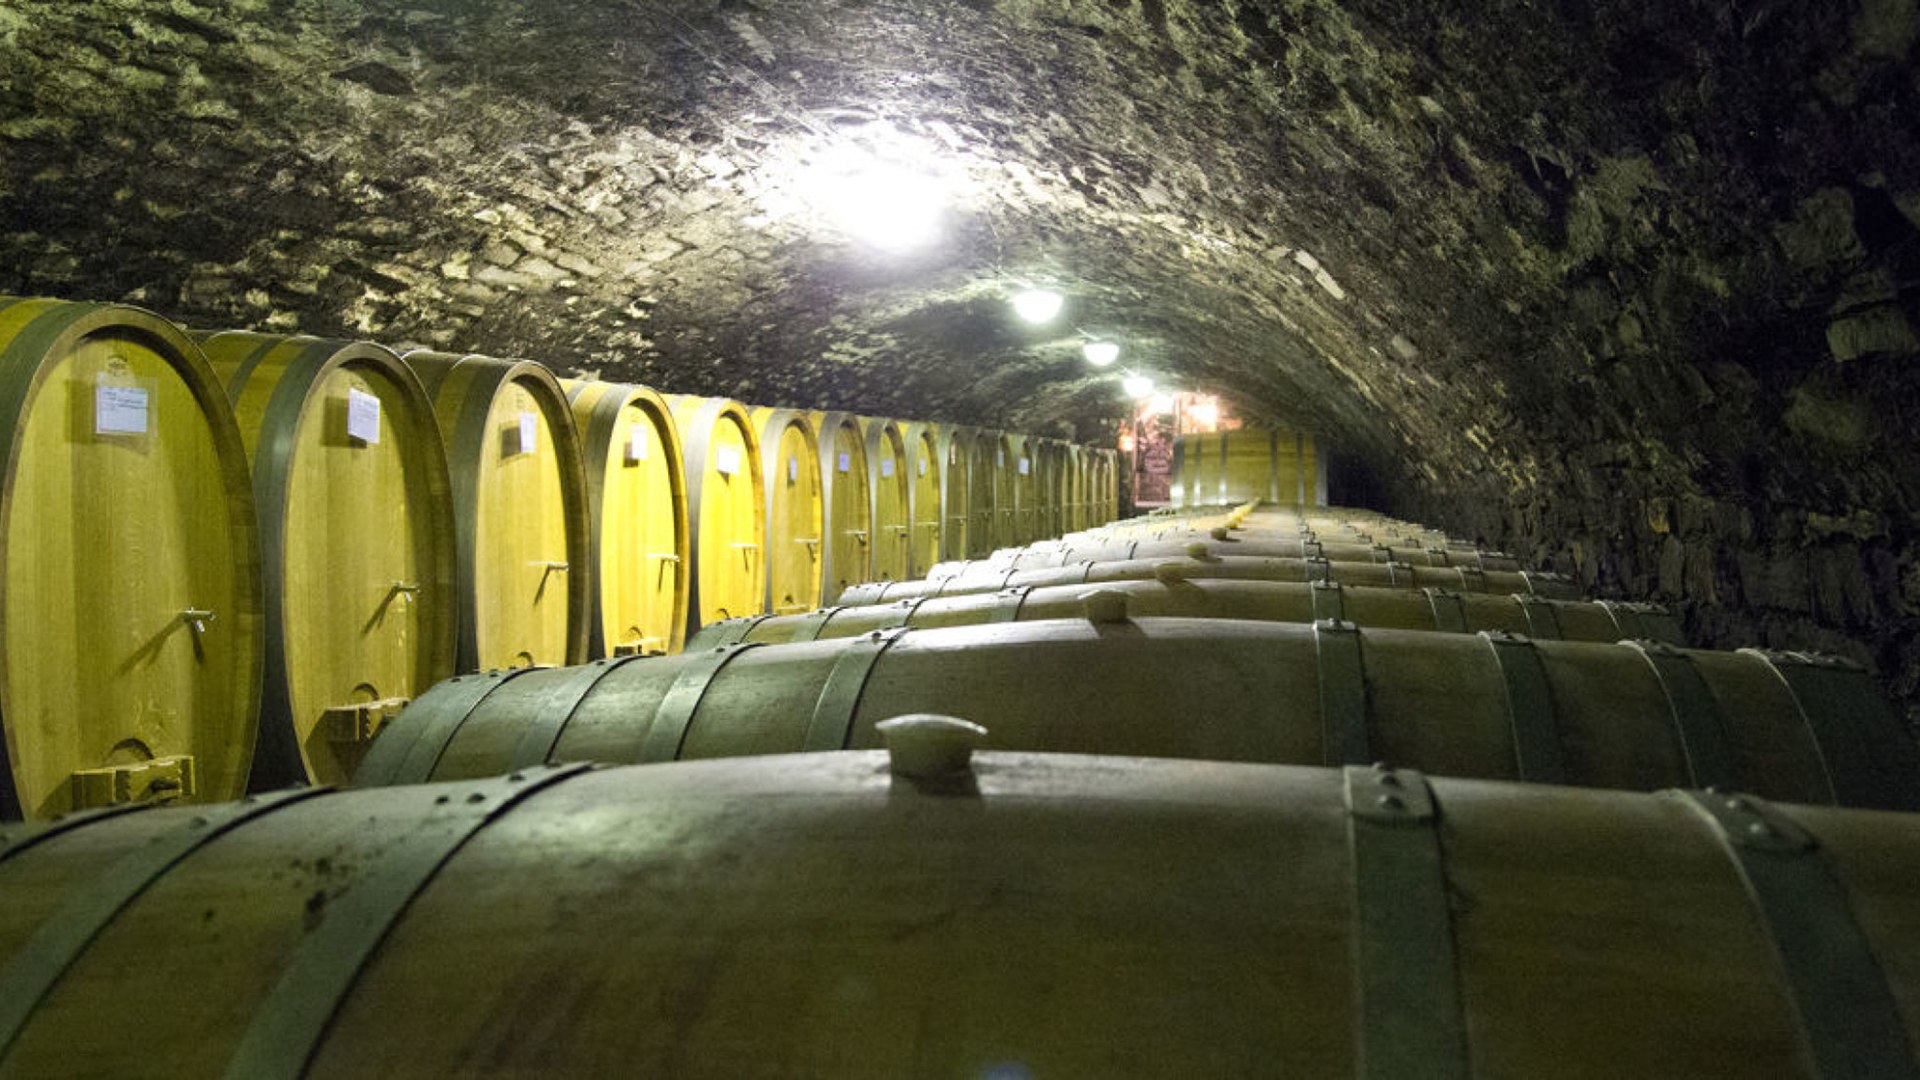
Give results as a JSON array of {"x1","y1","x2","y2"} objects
[
  {"x1": 861, "y1": 416, "x2": 911, "y2": 584},
  {"x1": 928, "y1": 534, "x2": 1523, "y2": 577},
  {"x1": 7, "y1": 752, "x2": 1920, "y2": 1075},
  {"x1": 1007, "y1": 433, "x2": 1039, "y2": 544},
  {"x1": 355, "y1": 616, "x2": 1919, "y2": 812},
  {"x1": 967, "y1": 427, "x2": 999, "y2": 556},
  {"x1": 565, "y1": 380, "x2": 689, "y2": 658},
  {"x1": 688, "y1": 577, "x2": 1682, "y2": 649},
  {"x1": 404, "y1": 352, "x2": 591, "y2": 673},
  {"x1": 1067, "y1": 443, "x2": 1091, "y2": 533},
  {"x1": 902, "y1": 421, "x2": 944, "y2": 578},
  {"x1": 936, "y1": 425, "x2": 976, "y2": 561},
  {"x1": 665, "y1": 395, "x2": 766, "y2": 631},
  {"x1": 838, "y1": 552, "x2": 1580, "y2": 606},
  {"x1": 0, "y1": 299, "x2": 263, "y2": 820},
  {"x1": 197, "y1": 332, "x2": 456, "y2": 789},
  {"x1": 810, "y1": 411, "x2": 872, "y2": 603},
  {"x1": 986, "y1": 430, "x2": 1020, "y2": 549},
  {"x1": 1173, "y1": 427, "x2": 1326, "y2": 508},
  {"x1": 750, "y1": 407, "x2": 823, "y2": 616}
]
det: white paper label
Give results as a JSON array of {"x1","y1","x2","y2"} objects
[
  {"x1": 346, "y1": 388, "x2": 381, "y2": 444},
  {"x1": 997, "y1": 449, "x2": 1005, "y2": 467},
  {"x1": 517, "y1": 412, "x2": 538, "y2": 455},
  {"x1": 788, "y1": 456, "x2": 799, "y2": 483},
  {"x1": 716, "y1": 445, "x2": 741, "y2": 476},
  {"x1": 94, "y1": 385, "x2": 149, "y2": 435},
  {"x1": 1018, "y1": 458, "x2": 1031, "y2": 476},
  {"x1": 628, "y1": 424, "x2": 648, "y2": 462},
  {"x1": 880, "y1": 458, "x2": 895, "y2": 479},
  {"x1": 918, "y1": 457, "x2": 928, "y2": 476},
  {"x1": 837, "y1": 451, "x2": 851, "y2": 473}
]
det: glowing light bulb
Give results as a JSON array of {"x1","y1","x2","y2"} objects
[
  {"x1": 1122, "y1": 374, "x2": 1155, "y2": 399},
  {"x1": 1083, "y1": 341, "x2": 1120, "y2": 367},
  {"x1": 1012, "y1": 290, "x2": 1064, "y2": 324},
  {"x1": 797, "y1": 142, "x2": 947, "y2": 252}
]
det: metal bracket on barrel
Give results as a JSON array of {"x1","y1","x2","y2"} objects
[
  {"x1": 0, "y1": 787, "x2": 329, "y2": 1062},
  {"x1": 990, "y1": 585, "x2": 1034, "y2": 624},
  {"x1": 1680, "y1": 789, "x2": 1920, "y2": 1080},
  {"x1": 1511, "y1": 594, "x2": 1564, "y2": 640},
  {"x1": 1620, "y1": 639, "x2": 1736, "y2": 791},
  {"x1": 1314, "y1": 619, "x2": 1371, "y2": 766},
  {"x1": 1310, "y1": 580, "x2": 1346, "y2": 624},
  {"x1": 804, "y1": 627, "x2": 913, "y2": 752},
  {"x1": 1479, "y1": 631, "x2": 1567, "y2": 784},
  {"x1": 1422, "y1": 588, "x2": 1468, "y2": 634},
  {"x1": 1343, "y1": 765, "x2": 1469, "y2": 1080},
  {"x1": 640, "y1": 643, "x2": 764, "y2": 763}
]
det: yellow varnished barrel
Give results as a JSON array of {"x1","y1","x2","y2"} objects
[
  {"x1": 197, "y1": 332, "x2": 456, "y2": 789},
  {"x1": 359, "y1": 617, "x2": 1920, "y2": 815},
  {"x1": 1066, "y1": 444, "x2": 1090, "y2": 533},
  {"x1": 836, "y1": 553, "x2": 1579, "y2": 606},
  {"x1": 565, "y1": 380, "x2": 689, "y2": 658},
  {"x1": 810, "y1": 411, "x2": 872, "y2": 603},
  {"x1": 0, "y1": 299, "x2": 262, "y2": 819},
  {"x1": 861, "y1": 417, "x2": 911, "y2": 584},
  {"x1": 967, "y1": 427, "x2": 999, "y2": 556},
  {"x1": 12, "y1": 754, "x2": 1920, "y2": 1075},
  {"x1": 750, "y1": 407, "x2": 824, "y2": 616},
  {"x1": 1099, "y1": 448, "x2": 1121, "y2": 523},
  {"x1": 1173, "y1": 428, "x2": 1326, "y2": 508},
  {"x1": 405, "y1": 351, "x2": 591, "y2": 673},
  {"x1": 986, "y1": 430, "x2": 1020, "y2": 549},
  {"x1": 689, "y1": 577, "x2": 1683, "y2": 649},
  {"x1": 901, "y1": 421, "x2": 944, "y2": 579},
  {"x1": 667, "y1": 395, "x2": 766, "y2": 630},
  {"x1": 1041, "y1": 438, "x2": 1069, "y2": 538},
  {"x1": 936, "y1": 425, "x2": 976, "y2": 561},
  {"x1": 1008, "y1": 434, "x2": 1039, "y2": 544}
]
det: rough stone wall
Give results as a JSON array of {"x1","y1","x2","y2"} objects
[{"x1": 3, "y1": 0, "x2": 1920, "y2": 723}]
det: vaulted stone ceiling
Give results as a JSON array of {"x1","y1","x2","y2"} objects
[{"x1": 5, "y1": 0, "x2": 1920, "y2": 716}]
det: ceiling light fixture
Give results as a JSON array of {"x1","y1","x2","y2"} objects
[
  {"x1": 1122, "y1": 374, "x2": 1155, "y2": 399},
  {"x1": 1012, "y1": 289, "x2": 1065, "y2": 324},
  {"x1": 1083, "y1": 340, "x2": 1120, "y2": 367}
]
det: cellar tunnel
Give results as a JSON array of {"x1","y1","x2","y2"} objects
[{"x1": 4, "y1": 0, "x2": 1920, "y2": 721}]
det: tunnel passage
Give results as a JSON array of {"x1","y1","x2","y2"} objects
[{"x1": 3, "y1": 0, "x2": 1919, "y2": 722}]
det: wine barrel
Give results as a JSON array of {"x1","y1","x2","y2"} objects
[
  {"x1": 356, "y1": 616, "x2": 1919, "y2": 813},
  {"x1": 901, "y1": 421, "x2": 945, "y2": 578},
  {"x1": 197, "y1": 332, "x2": 456, "y2": 789},
  {"x1": 665, "y1": 395, "x2": 766, "y2": 631},
  {"x1": 404, "y1": 352, "x2": 591, "y2": 673},
  {"x1": 750, "y1": 408, "x2": 824, "y2": 616},
  {"x1": 565, "y1": 380, "x2": 689, "y2": 658},
  {"x1": 861, "y1": 417, "x2": 911, "y2": 584},
  {"x1": 1172, "y1": 428, "x2": 1326, "y2": 509},
  {"x1": 0, "y1": 299, "x2": 263, "y2": 820},
  {"x1": 810, "y1": 411, "x2": 872, "y2": 603},
  {"x1": 936, "y1": 425, "x2": 975, "y2": 561},
  {"x1": 1007, "y1": 434, "x2": 1039, "y2": 544},
  {"x1": 967, "y1": 427, "x2": 999, "y2": 556},
  {"x1": 985, "y1": 430, "x2": 1020, "y2": 549},
  {"x1": 687, "y1": 577, "x2": 1682, "y2": 649},
  {"x1": 9, "y1": 752, "x2": 1920, "y2": 1076},
  {"x1": 928, "y1": 534, "x2": 1522, "y2": 577},
  {"x1": 838, "y1": 553, "x2": 1579, "y2": 607},
  {"x1": 1096, "y1": 447, "x2": 1120, "y2": 523}
]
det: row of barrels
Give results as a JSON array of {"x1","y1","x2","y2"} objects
[
  {"x1": 4, "y1": 491, "x2": 1918, "y2": 1074},
  {"x1": 0, "y1": 297, "x2": 1117, "y2": 819}
]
